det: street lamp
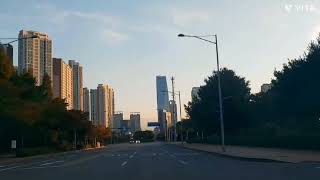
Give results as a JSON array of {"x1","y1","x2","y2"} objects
[
  {"x1": 178, "y1": 33, "x2": 226, "y2": 152},
  {"x1": 0, "y1": 35, "x2": 38, "y2": 45}
]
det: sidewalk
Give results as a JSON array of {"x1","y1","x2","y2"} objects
[{"x1": 173, "y1": 143, "x2": 320, "y2": 163}]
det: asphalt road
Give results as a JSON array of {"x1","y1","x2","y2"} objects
[{"x1": 0, "y1": 142, "x2": 319, "y2": 180}]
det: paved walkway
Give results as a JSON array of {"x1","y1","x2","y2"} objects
[{"x1": 174, "y1": 143, "x2": 320, "y2": 163}]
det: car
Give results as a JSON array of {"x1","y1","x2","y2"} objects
[
  {"x1": 135, "y1": 140, "x2": 141, "y2": 144},
  {"x1": 129, "y1": 139, "x2": 135, "y2": 144}
]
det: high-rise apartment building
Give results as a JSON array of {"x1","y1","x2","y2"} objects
[
  {"x1": 90, "y1": 89, "x2": 98, "y2": 123},
  {"x1": 18, "y1": 30, "x2": 52, "y2": 86},
  {"x1": 69, "y1": 60, "x2": 83, "y2": 111},
  {"x1": 169, "y1": 100, "x2": 178, "y2": 126},
  {"x1": 96, "y1": 84, "x2": 114, "y2": 127},
  {"x1": 83, "y1": 87, "x2": 90, "y2": 119},
  {"x1": 113, "y1": 112, "x2": 123, "y2": 132},
  {"x1": 156, "y1": 76, "x2": 169, "y2": 134},
  {"x1": 0, "y1": 43, "x2": 13, "y2": 65},
  {"x1": 52, "y1": 58, "x2": 73, "y2": 110},
  {"x1": 130, "y1": 112, "x2": 141, "y2": 133}
]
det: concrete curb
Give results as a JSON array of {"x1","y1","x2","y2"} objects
[{"x1": 169, "y1": 143, "x2": 292, "y2": 164}]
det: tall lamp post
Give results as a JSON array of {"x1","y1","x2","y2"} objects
[
  {"x1": 0, "y1": 35, "x2": 38, "y2": 45},
  {"x1": 178, "y1": 33, "x2": 226, "y2": 152}
]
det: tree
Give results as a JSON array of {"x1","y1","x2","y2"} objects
[
  {"x1": 0, "y1": 47, "x2": 13, "y2": 80},
  {"x1": 185, "y1": 68, "x2": 251, "y2": 135},
  {"x1": 40, "y1": 73, "x2": 53, "y2": 99},
  {"x1": 258, "y1": 35, "x2": 320, "y2": 135}
]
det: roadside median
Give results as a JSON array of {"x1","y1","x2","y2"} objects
[{"x1": 171, "y1": 142, "x2": 320, "y2": 163}]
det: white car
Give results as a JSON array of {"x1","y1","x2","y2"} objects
[{"x1": 135, "y1": 140, "x2": 141, "y2": 144}]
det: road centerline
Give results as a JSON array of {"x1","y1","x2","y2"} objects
[{"x1": 121, "y1": 161, "x2": 127, "y2": 167}]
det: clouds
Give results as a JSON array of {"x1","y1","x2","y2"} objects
[
  {"x1": 101, "y1": 29, "x2": 129, "y2": 44},
  {"x1": 171, "y1": 8, "x2": 211, "y2": 27},
  {"x1": 33, "y1": 3, "x2": 130, "y2": 44}
]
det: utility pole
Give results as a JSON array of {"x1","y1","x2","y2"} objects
[
  {"x1": 171, "y1": 77, "x2": 177, "y2": 142},
  {"x1": 178, "y1": 91, "x2": 183, "y2": 143},
  {"x1": 74, "y1": 129, "x2": 77, "y2": 150}
]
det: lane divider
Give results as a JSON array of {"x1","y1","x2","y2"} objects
[
  {"x1": 178, "y1": 160, "x2": 188, "y2": 165},
  {"x1": 121, "y1": 161, "x2": 127, "y2": 167}
]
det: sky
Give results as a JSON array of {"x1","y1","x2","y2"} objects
[{"x1": 1, "y1": 0, "x2": 320, "y2": 130}]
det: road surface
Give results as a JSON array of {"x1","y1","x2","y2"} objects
[{"x1": 0, "y1": 142, "x2": 319, "y2": 180}]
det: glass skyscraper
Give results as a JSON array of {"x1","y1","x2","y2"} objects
[{"x1": 156, "y1": 76, "x2": 170, "y2": 133}]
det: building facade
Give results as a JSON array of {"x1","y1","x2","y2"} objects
[
  {"x1": 130, "y1": 112, "x2": 141, "y2": 133},
  {"x1": 96, "y1": 84, "x2": 114, "y2": 127},
  {"x1": 90, "y1": 89, "x2": 98, "y2": 123},
  {"x1": 52, "y1": 58, "x2": 73, "y2": 110},
  {"x1": 169, "y1": 100, "x2": 178, "y2": 126},
  {"x1": 121, "y1": 120, "x2": 130, "y2": 135},
  {"x1": 18, "y1": 30, "x2": 52, "y2": 86},
  {"x1": 156, "y1": 76, "x2": 170, "y2": 134},
  {"x1": 83, "y1": 87, "x2": 90, "y2": 119},
  {"x1": 0, "y1": 43, "x2": 13, "y2": 65},
  {"x1": 69, "y1": 60, "x2": 83, "y2": 111},
  {"x1": 113, "y1": 112, "x2": 123, "y2": 132}
]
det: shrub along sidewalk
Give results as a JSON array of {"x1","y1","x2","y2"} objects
[{"x1": 174, "y1": 143, "x2": 320, "y2": 163}]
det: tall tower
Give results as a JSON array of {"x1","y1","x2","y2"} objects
[
  {"x1": 52, "y1": 58, "x2": 73, "y2": 110},
  {"x1": 90, "y1": 89, "x2": 98, "y2": 123},
  {"x1": 83, "y1": 87, "x2": 90, "y2": 119},
  {"x1": 156, "y1": 76, "x2": 170, "y2": 134},
  {"x1": 69, "y1": 60, "x2": 83, "y2": 111},
  {"x1": 130, "y1": 112, "x2": 141, "y2": 133},
  {"x1": 0, "y1": 43, "x2": 13, "y2": 65},
  {"x1": 18, "y1": 30, "x2": 52, "y2": 86}
]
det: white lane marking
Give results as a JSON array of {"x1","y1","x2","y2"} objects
[
  {"x1": 153, "y1": 153, "x2": 156, "y2": 156},
  {"x1": 111, "y1": 154, "x2": 115, "y2": 157},
  {"x1": 40, "y1": 160, "x2": 64, "y2": 166},
  {"x1": 39, "y1": 159, "x2": 53, "y2": 163},
  {"x1": 0, "y1": 165, "x2": 21, "y2": 172},
  {"x1": 22, "y1": 165, "x2": 62, "y2": 170},
  {"x1": 129, "y1": 155, "x2": 134, "y2": 159},
  {"x1": 178, "y1": 160, "x2": 188, "y2": 165},
  {"x1": 121, "y1": 161, "x2": 127, "y2": 167},
  {"x1": 134, "y1": 152, "x2": 137, "y2": 155},
  {"x1": 170, "y1": 154, "x2": 176, "y2": 158}
]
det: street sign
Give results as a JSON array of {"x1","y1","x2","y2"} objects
[
  {"x1": 11, "y1": 140, "x2": 16, "y2": 149},
  {"x1": 148, "y1": 122, "x2": 160, "y2": 127}
]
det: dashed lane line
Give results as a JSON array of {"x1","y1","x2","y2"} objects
[
  {"x1": 40, "y1": 160, "x2": 64, "y2": 166},
  {"x1": 178, "y1": 160, "x2": 188, "y2": 165},
  {"x1": 121, "y1": 161, "x2": 127, "y2": 167},
  {"x1": 0, "y1": 166, "x2": 21, "y2": 172}
]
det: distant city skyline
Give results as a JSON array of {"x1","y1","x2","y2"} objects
[{"x1": 2, "y1": 1, "x2": 320, "y2": 129}]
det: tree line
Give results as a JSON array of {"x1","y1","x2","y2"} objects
[
  {"x1": 0, "y1": 49, "x2": 113, "y2": 155},
  {"x1": 183, "y1": 35, "x2": 320, "y2": 149}
]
